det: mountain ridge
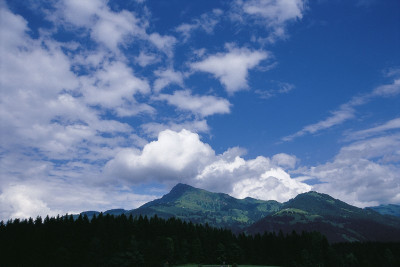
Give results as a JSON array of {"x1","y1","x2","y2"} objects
[
  {"x1": 127, "y1": 183, "x2": 282, "y2": 232},
  {"x1": 77, "y1": 183, "x2": 400, "y2": 242},
  {"x1": 247, "y1": 190, "x2": 400, "y2": 242}
]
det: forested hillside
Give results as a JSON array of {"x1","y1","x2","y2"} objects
[{"x1": 1, "y1": 214, "x2": 399, "y2": 267}]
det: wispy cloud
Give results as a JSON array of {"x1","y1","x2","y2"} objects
[
  {"x1": 345, "y1": 117, "x2": 400, "y2": 141},
  {"x1": 255, "y1": 81, "x2": 294, "y2": 99},
  {"x1": 231, "y1": 0, "x2": 307, "y2": 43},
  {"x1": 282, "y1": 74, "x2": 400, "y2": 142},
  {"x1": 176, "y1": 9, "x2": 223, "y2": 42}
]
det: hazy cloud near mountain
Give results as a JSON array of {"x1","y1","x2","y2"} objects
[
  {"x1": 299, "y1": 130, "x2": 400, "y2": 207},
  {"x1": 105, "y1": 129, "x2": 312, "y2": 203}
]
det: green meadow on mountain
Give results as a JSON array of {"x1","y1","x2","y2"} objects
[
  {"x1": 126, "y1": 183, "x2": 282, "y2": 232},
  {"x1": 80, "y1": 184, "x2": 400, "y2": 243},
  {"x1": 247, "y1": 191, "x2": 400, "y2": 243},
  {"x1": 367, "y1": 204, "x2": 400, "y2": 218}
]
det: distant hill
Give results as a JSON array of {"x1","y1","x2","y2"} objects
[
  {"x1": 77, "y1": 184, "x2": 400, "y2": 242},
  {"x1": 366, "y1": 204, "x2": 400, "y2": 218},
  {"x1": 247, "y1": 191, "x2": 400, "y2": 242},
  {"x1": 74, "y1": 209, "x2": 127, "y2": 220}
]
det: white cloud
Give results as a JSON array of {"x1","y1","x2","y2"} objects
[
  {"x1": 0, "y1": 184, "x2": 58, "y2": 221},
  {"x1": 135, "y1": 51, "x2": 160, "y2": 67},
  {"x1": 56, "y1": 0, "x2": 146, "y2": 51},
  {"x1": 191, "y1": 46, "x2": 268, "y2": 94},
  {"x1": 141, "y1": 120, "x2": 210, "y2": 138},
  {"x1": 153, "y1": 68, "x2": 184, "y2": 92},
  {"x1": 0, "y1": 4, "x2": 161, "y2": 221},
  {"x1": 282, "y1": 76, "x2": 400, "y2": 141},
  {"x1": 372, "y1": 78, "x2": 400, "y2": 96},
  {"x1": 80, "y1": 61, "x2": 152, "y2": 116},
  {"x1": 346, "y1": 117, "x2": 400, "y2": 141},
  {"x1": 233, "y1": 0, "x2": 306, "y2": 43},
  {"x1": 104, "y1": 129, "x2": 216, "y2": 183},
  {"x1": 156, "y1": 90, "x2": 231, "y2": 117},
  {"x1": 0, "y1": 178, "x2": 158, "y2": 221},
  {"x1": 148, "y1": 33, "x2": 177, "y2": 57},
  {"x1": 176, "y1": 8, "x2": 223, "y2": 41},
  {"x1": 272, "y1": 153, "x2": 298, "y2": 169},
  {"x1": 298, "y1": 133, "x2": 400, "y2": 207},
  {"x1": 231, "y1": 168, "x2": 311, "y2": 202},
  {"x1": 0, "y1": 5, "x2": 28, "y2": 50},
  {"x1": 241, "y1": 0, "x2": 305, "y2": 23},
  {"x1": 282, "y1": 104, "x2": 356, "y2": 141},
  {"x1": 105, "y1": 129, "x2": 312, "y2": 202},
  {"x1": 255, "y1": 81, "x2": 294, "y2": 99},
  {"x1": 55, "y1": 0, "x2": 178, "y2": 57}
]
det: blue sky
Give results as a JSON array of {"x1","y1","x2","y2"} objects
[{"x1": 0, "y1": 0, "x2": 399, "y2": 220}]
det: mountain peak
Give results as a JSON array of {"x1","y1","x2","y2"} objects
[
  {"x1": 170, "y1": 183, "x2": 194, "y2": 192},
  {"x1": 291, "y1": 191, "x2": 339, "y2": 204}
]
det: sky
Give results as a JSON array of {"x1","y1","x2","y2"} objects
[{"x1": 0, "y1": 0, "x2": 399, "y2": 221}]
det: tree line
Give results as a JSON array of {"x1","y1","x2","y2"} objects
[{"x1": 0, "y1": 213, "x2": 399, "y2": 267}]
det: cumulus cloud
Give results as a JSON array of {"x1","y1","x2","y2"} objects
[
  {"x1": 105, "y1": 129, "x2": 312, "y2": 202},
  {"x1": 55, "y1": 0, "x2": 146, "y2": 51},
  {"x1": 231, "y1": 168, "x2": 311, "y2": 202},
  {"x1": 156, "y1": 90, "x2": 231, "y2": 117},
  {"x1": 53, "y1": 0, "x2": 177, "y2": 56},
  {"x1": 272, "y1": 153, "x2": 298, "y2": 169},
  {"x1": 191, "y1": 46, "x2": 269, "y2": 94},
  {"x1": 104, "y1": 129, "x2": 216, "y2": 183},
  {"x1": 80, "y1": 61, "x2": 152, "y2": 116}
]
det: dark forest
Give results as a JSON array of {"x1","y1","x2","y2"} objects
[{"x1": 1, "y1": 214, "x2": 399, "y2": 267}]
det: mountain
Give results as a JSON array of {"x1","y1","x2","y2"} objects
[
  {"x1": 247, "y1": 191, "x2": 400, "y2": 243},
  {"x1": 76, "y1": 184, "x2": 400, "y2": 242},
  {"x1": 366, "y1": 204, "x2": 400, "y2": 218},
  {"x1": 126, "y1": 183, "x2": 281, "y2": 232}
]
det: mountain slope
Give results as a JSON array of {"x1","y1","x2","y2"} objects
[
  {"x1": 247, "y1": 191, "x2": 400, "y2": 242},
  {"x1": 366, "y1": 204, "x2": 400, "y2": 218},
  {"x1": 126, "y1": 183, "x2": 282, "y2": 231}
]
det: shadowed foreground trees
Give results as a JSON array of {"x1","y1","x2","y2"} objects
[{"x1": 1, "y1": 214, "x2": 399, "y2": 267}]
